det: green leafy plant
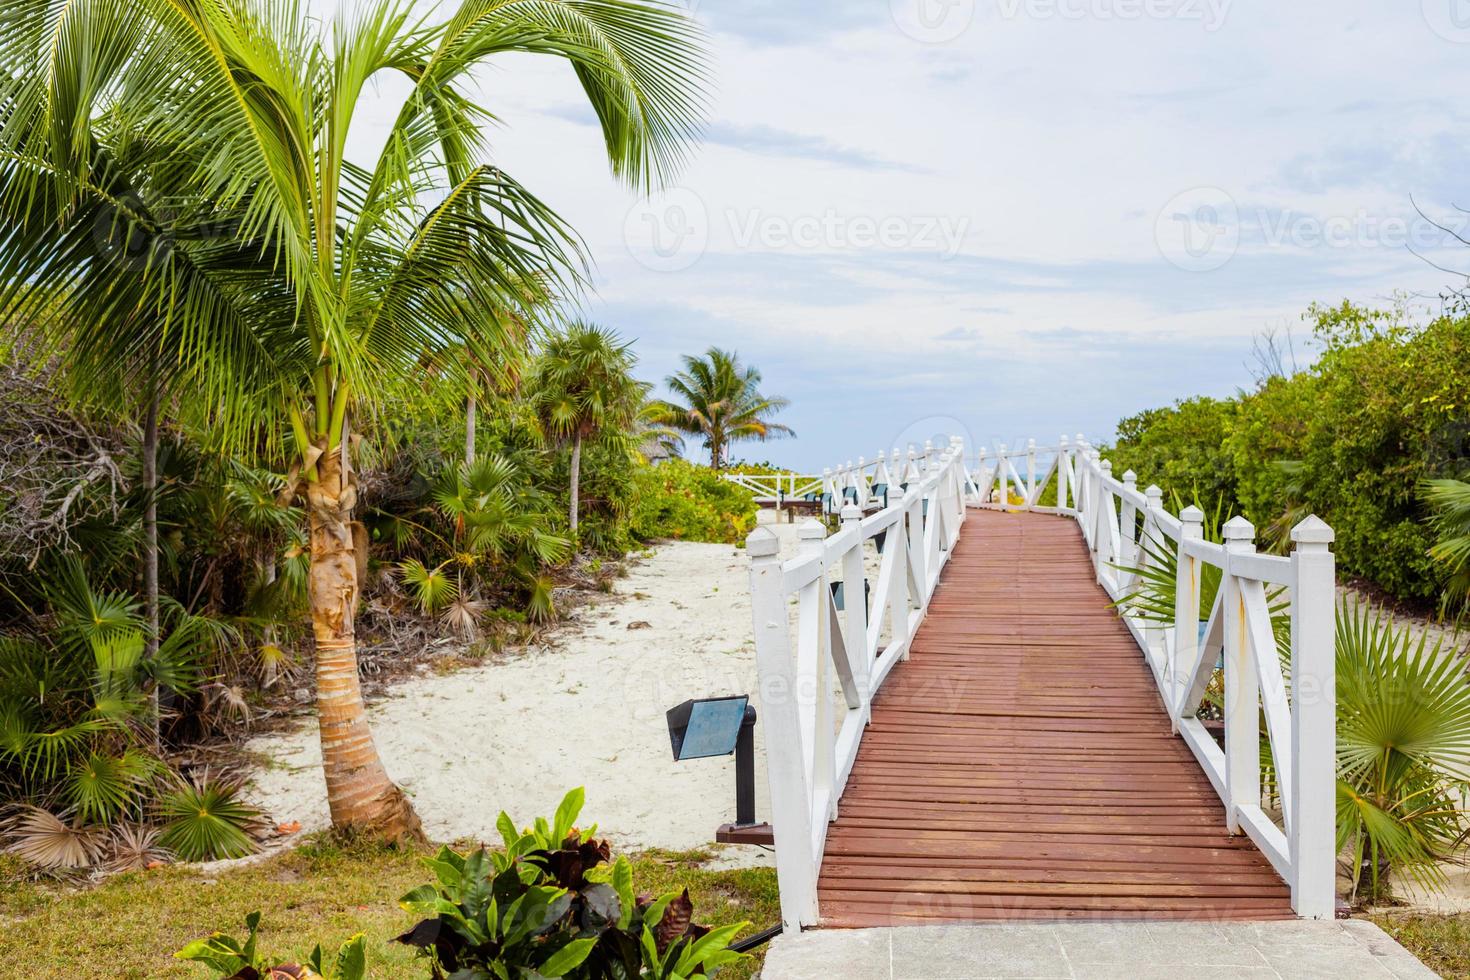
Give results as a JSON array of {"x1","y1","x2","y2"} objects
[
  {"x1": 1336, "y1": 601, "x2": 1470, "y2": 902},
  {"x1": 157, "y1": 771, "x2": 264, "y2": 862},
  {"x1": 177, "y1": 911, "x2": 367, "y2": 980},
  {"x1": 400, "y1": 560, "x2": 460, "y2": 616},
  {"x1": 394, "y1": 787, "x2": 749, "y2": 979},
  {"x1": 525, "y1": 323, "x2": 647, "y2": 535},
  {"x1": 1421, "y1": 478, "x2": 1470, "y2": 614},
  {"x1": 628, "y1": 460, "x2": 758, "y2": 545}
]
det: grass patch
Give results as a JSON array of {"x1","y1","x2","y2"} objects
[
  {"x1": 0, "y1": 838, "x2": 778, "y2": 980},
  {"x1": 1369, "y1": 911, "x2": 1470, "y2": 979}
]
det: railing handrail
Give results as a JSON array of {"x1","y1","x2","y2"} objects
[
  {"x1": 745, "y1": 436, "x2": 971, "y2": 929},
  {"x1": 745, "y1": 431, "x2": 1336, "y2": 926},
  {"x1": 1054, "y1": 436, "x2": 1336, "y2": 920}
]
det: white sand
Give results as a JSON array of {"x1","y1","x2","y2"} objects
[{"x1": 245, "y1": 515, "x2": 809, "y2": 866}]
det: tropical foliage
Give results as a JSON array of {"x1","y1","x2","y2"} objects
[
  {"x1": 176, "y1": 790, "x2": 750, "y2": 980},
  {"x1": 1108, "y1": 302, "x2": 1470, "y2": 608},
  {"x1": 628, "y1": 461, "x2": 759, "y2": 545},
  {"x1": 1112, "y1": 516, "x2": 1470, "y2": 902},
  {"x1": 653, "y1": 349, "x2": 793, "y2": 469},
  {"x1": 1336, "y1": 603, "x2": 1470, "y2": 902},
  {"x1": 527, "y1": 324, "x2": 647, "y2": 535},
  {"x1": 0, "y1": 0, "x2": 710, "y2": 842},
  {"x1": 178, "y1": 911, "x2": 368, "y2": 980}
]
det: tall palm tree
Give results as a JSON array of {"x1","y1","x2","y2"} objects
[
  {"x1": 0, "y1": 0, "x2": 707, "y2": 837},
  {"x1": 655, "y1": 348, "x2": 793, "y2": 469},
  {"x1": 526, "y1": 323, "x2": 646, "y2": 532}
]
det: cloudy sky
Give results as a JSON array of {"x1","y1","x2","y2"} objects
[{"x1": 395, "y1": 1, "x2": 1470, "y2": 469}]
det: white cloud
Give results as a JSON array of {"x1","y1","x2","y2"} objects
[{"x1": 332, "y1": 0, "x2": 1469, "y2": 467}]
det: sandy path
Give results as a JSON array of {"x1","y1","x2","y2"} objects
[{"x1": 246, "y1": 517, "x2": 808, "y2": 866}]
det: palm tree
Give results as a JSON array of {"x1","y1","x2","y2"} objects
[
  {"x1": 0, "y1": 0, "x2": 707, "y2": 837},
  {"x1": 655, "y1": 348, "x2": 793, "y2": 469},
  {"x1": 1422, "y1": 478, "x2": 1470, "y2": 613},
  {"x1": 526, "y1": 324, "x2": 646, "y2": 533}
]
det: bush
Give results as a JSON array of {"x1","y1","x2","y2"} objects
[
  {"x1": 176, "y1": 790, "x2": 749, "y2": 980},
  {"x1": 628, "y1": 460, "x2": 758, "y2": 545},
  {"x1": 1109, "y1": 303, "x2": 1470, "y2": 606}
]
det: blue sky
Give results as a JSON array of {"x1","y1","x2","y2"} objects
[{"x1": 393, "y1": 1, "x2": 1470, "y2": 469}]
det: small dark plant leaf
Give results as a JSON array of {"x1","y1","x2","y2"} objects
[{"x1": 653, "y1": 889, "x2": 693, "y2": 952}]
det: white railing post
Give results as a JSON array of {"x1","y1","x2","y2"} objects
[
  {"x1": 1289, "y1": 515, "x2": 1337, "y2": 918},
  {"x1": 1142, "y1": 483, "x2": 1164, "y2": 657},
  {"x1": 950, "y1": 438, "x2": 967, "y2": 524},
  {"x1": 1119, "y1": 469, "x2": 1138, "y2": 577},
  {"x1": 744, "y1": 526, "x2": 817, "y2": 929},
  {"x1": 1057, "y1": 435, "x2": 1070, "y2": 511},
  {"x1": 840, "y1": 504, "x2": 871, "y2": 721},
  {"x1": 1221, "y1": 516, "x2": 1260, "y2": 836},
  {"x1": 905, "y1": 486, "x2": 927, "y2": 616},
  {"x1": 1094, "y1": 458, "x2": 1114, "y2": 583},
  {"x1": 1024, "y1": 438, "x2": 1036, "y2": 507},
  {"x1": 1172, "y1": 505, "x2": 1204, "y2": 732},
  {"x1": 1078, "y1": 443, "x2": 1094, "y2": 546},
  {"x1": 888, "y1": 489, "x2": 913, "y2": 659},
  {"x1": 798, "y1": 519, "x2": 836, "y2": 826}
]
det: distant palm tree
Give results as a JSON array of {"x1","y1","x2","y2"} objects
[
  {"x1": 633, "y1": 396, "x2": 686, "y2": 462},
  {"x1": 655, "y1": 348, "x2": 793, "y2": 469},
  {"x1": 527, "y1": 324, "x2": 646, "y2": 533},
  {"x1": 0, "y1": 0, "x2": 707, "y2": 838}
]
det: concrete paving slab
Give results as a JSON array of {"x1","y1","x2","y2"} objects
[{"x1": 759, "y1": 920, "x2": 1440, "y2": 979}]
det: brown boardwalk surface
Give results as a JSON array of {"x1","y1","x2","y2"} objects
[{"x1": 818, "y1": 509, "x2": 1292, "y2": 927}]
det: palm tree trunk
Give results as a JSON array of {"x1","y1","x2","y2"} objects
[
  {"x1": 143, "y1": 379, "x2": 161, "y2": 740},
  {"x1": 465, "y1": 384, "x2": 477, "y2": 464},
  {"x1": 569, "y1": 434, "x2": 582, "y2": 533},
  {"x1": 305, "y1": 439, "x2": 422, "y2": 839}
]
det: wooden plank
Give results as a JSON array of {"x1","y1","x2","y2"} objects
[{"x1": 816, "y1": 509, "x2": 1291, "y2": 927}]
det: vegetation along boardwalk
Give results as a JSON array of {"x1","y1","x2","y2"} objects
[{"x1": 818, "y1": 509, "x2": 1291, "y2": 925}]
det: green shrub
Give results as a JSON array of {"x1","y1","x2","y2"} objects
[
  {"x1": 175, "y1": 790, "x2": 750, "y2": 980},
  {"x1": 1110, "y1": 303, "x2": 1470, "y2": 606},
  {"x1": 628, "y1": 460, "x2": 758, "y2": 545},
  {"x1": 177, "y1": 911, "x2": 367, "y2": 979}
]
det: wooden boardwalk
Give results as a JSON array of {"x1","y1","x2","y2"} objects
[{"x1": 817, "y1": 509, "x2": 1293, "y2": 926}]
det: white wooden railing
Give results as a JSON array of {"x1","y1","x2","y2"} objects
[
  {"x1": 725, "y1": 440, "x2": 962, "y2": 513},
  {"x1": 723, "y1": 471, "x2": 822, "y2": 503},
  {"x1": 745, "y1": 437, "x2": 972, "y2": 929},
  {"x1": 1018, "y1": 435, "x2": 1338, "y2": 920}
]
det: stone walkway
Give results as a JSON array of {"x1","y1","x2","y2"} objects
[{"x1": 760, "y1": 920, "x2": 1438, "y2": 979}]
